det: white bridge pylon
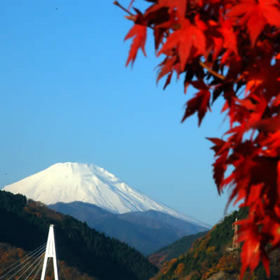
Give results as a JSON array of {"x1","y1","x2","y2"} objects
[{"x1": 40, "y1": 224, "x2": 59, "y2": 280}]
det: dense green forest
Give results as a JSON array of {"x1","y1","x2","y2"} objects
[
  {"x1": 151, "y1": 209, "x2": 280, "y2": 280},
  {"x1": 0, "y1": 190, "x2": 157, "y2": 280}
]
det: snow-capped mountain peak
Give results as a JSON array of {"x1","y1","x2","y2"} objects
[{"x1": 3, "y1": 162, "x2": 208, "y2": 227}]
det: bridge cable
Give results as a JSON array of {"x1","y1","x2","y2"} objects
[
  {"x1": 21, "y1": 251, "x2": 44, "y2": 280},
  {"x1": 32, "y1": 256, "x2": 45, "y2": 280},
  {"x1": 9, "y1": 250, "x2": 44, "y2": 280},
  {"x1": 4, "y1": 246, "x2": 46, "y2": 280},
  {"x1": 0, "y1": 243, "x2": 46, "y2": 279}
]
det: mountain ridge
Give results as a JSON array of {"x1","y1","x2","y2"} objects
[
  {"x1": 49, "y1": 201, "x2": 208, "y2": 255},
  {"x1": 3, "y1": 161, "x2": 208, "y2": 228}
]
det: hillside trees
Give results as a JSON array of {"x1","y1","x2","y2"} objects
[
  {"x1": 0, "y1": 191, "x2": 157, "y2": 280},
  {"x1": 115, "y1": 0, "x2": 280, "y2": 277}
]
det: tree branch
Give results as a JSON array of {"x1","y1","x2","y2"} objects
[
  {"x1": 113, "y1": 1, "x2": 134, "y2": 16},
  {"x1": 199, "y1": 61, "x2": 226, "y2": 81}
]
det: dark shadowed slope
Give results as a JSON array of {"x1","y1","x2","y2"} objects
[{"x1": 0, "y1": 190, "x2": 157, "y2": 280}]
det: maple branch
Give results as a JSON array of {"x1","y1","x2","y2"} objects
[
  {"x1": 113, "y1": 1, "x2": 134, "y2": 16},
  {"x1": 199, "y1": 61, "x2": 226, "y2": 81}
]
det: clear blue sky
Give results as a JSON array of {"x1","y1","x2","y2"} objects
[{"x1": 0, "y1": 0, "x2": 235, "y2": 225}]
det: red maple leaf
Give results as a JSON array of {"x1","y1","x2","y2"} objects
[
  {"x1": 239, "y1": 221, "x2": 270, "y2": 278},
  {"x1": 181, "y1": 89, "x2": 210, "y2": 125},
  {"x1": 156, "y1": 56, "x2": 180, "y2": 89},
  {"x1": 208, "y1": 137, "x2": 229, "y2": 189},
  {"x1": 219, "y1": 19, "x2": 238, "y2": 62},
  {"x1": 125, "y1": 23, "x2": 147, "y2": 66},
  {"x1": 229, "y1": 0, "x2": 280, "y2": 45},
  {"x1": 157, "y1": 18, "x2": 206, "y2": 71}
]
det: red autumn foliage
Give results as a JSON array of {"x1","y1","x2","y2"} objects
[{"x1": 117, "y1": 0, "x2": 280, "y2": 277}]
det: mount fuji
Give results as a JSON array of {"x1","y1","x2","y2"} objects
[{"x1": 3, "y1": 162, "x2": 208, "y2": 254}]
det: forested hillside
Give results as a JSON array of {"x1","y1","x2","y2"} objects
[
  {"x1": 149, "y1": 231, "x2": 207, "y2": 268},
  {"x1": 0, "y1": 242, "x2": 96, "y2": 280},
  {"x1": 0, "y1": 190, "x2": 157, "y2": 280},
  {"x1": 151, "y1": 209, "x2": 280, "y2": 280}
]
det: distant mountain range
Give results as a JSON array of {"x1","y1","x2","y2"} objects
[
  {"x1": 49, "y1": 201, "x2": 207, "y2": 254},
  {"x1": 0, "y1": 190, "x2": 157, "y2": 280},
  {"x1": 3, "y1": 162, "x2": 209, "y2": 254}
]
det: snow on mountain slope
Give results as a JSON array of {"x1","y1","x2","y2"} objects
[{"x1": 3, "y1": 162, "x2": 208, "y2": 227}]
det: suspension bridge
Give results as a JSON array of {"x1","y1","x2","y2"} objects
[{"x1": 0, "y1": 225, "x2": 61, "y2": 280}]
